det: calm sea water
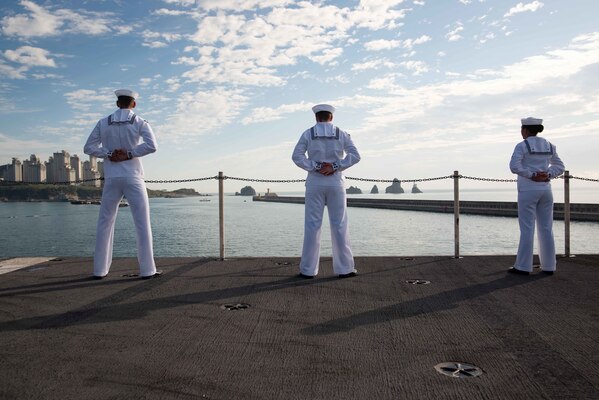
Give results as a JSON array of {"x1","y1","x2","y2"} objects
[{"x1": 1, "y1": 187, "x2": 598, "y2": 258}]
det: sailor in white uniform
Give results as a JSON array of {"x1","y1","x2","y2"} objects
[
  {"x1": 84, "y1": 89, "x2": 160, "y2": 279},
  {"x1": 509, "y1": 117, "x2": 565, "y2": 275},
  {"x1": 292, "y1": 104, "x2": 361, "y2": 278}
]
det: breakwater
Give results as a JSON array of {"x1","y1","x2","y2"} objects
[{"x1": 253, "y1": 195, "x2": 599, "y2": 222}]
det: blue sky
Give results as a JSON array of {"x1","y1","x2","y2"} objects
[{"x1": 1, "y1": 0, "x2": 598, "y2": 194}]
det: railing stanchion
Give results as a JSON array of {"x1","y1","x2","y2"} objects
[
  {"x1": 218, "y1": 171, "x2": 225, "y2": 261},
  {"x1": 453, "y1": 170, "x2": 460, "y2": 258},
  {"x1": 564, "y1": 170, "x2": 571, "y2": 257}
]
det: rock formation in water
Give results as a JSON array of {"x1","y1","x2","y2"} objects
[
  {"x1": 370, "y1": 185, "x2": 379, "y2": 194},
  {"x1": 385, "y1": 178, "x2": 404, "y2": 194},
  {"x1": 411, "y1": 183, "x2": 422, "y2": 194},
  {"x1": 346, "y1": 186, "x2": 362, "y2": 194},
  {"x1": 236, "y1": 186, "x2": 256, "y2": 196}
]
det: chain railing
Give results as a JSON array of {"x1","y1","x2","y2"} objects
[
  {"x1": 1, "y1": 173, "x2": 597, "y2": 186},
  {"x1": 1, "y1": 171, "x2": 596, "y2": 259}
]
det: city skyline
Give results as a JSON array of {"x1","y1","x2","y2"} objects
[
  {"x1": 1, "y1": 1, "x2": 598, "y2": 194},
  {"x1": 0, "y1": 150, "x2": 102, "y2": 186}
]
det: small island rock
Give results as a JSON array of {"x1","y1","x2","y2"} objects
[
  {"x1": 411, "y1": 183, "x2": 423, "y2": 194},
  {"x1": 236, "y1": 186, "x2": 256, "y2": 196},
  {"x1": 385, "y1": 178, "x2": 404, "y2": 194},
  {"x1": 346, "y1": 186, "x2": 362, "y2": 194}
]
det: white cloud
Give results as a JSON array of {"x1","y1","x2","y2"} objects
[
  {"x1": 364, "y1": 39, "x2": 402, "y2": 51},
  {"x1": 1, "y1": 0, "x2": 118, "y2": 38},
  {"x1": 0, "y1": 60, "x2": 27, "y2": 79},
  {"x1": 504, "y1": 1, "x2": 544, "y2": 18},
  {"x1": 351, "y1": 58, "x2": 396, "y2": 71},
  {"x1": 170, "y1": 1, "x2": 416, "y2": 86},
  {"x1": 1, "y1": 1, "x2": 61, "y2": 37},
  {"x1": 154, "y1": 88, "x2": 249, "y2": 140},
  {"x1": 478, "y1": 32, "x2": 496, "y2": 44},
  {"x1": 4, "y1": 46, "x2": 57, "y2": 68},
  {"x1": 31, "y1": 73, "x2": 62, "y2": 80},
  {"x1": 312, "y1": 47, "x2": 344, "y2": 65},
  {"x1": 143, "y1": 41, "x2": 168, "y2": 49},
  {"x1": 365, "y1": 35, "x2": 431, "y2": 51},
  {"x1": 367, "y1": 75, "x2": 400, "y2": 91},
  {"x1": 348, "y1": 1, "x2": 410, "y2": 30},
  {"x1": 353, "y1": 32, "x2": 599, "y2": 140},
  {"x1": 445, "y1": 23, "x2": 464, "y2": 42},
  {"x1": 180, "y1": 7, "x2": 342, "y2": 85},
  {"x1": 141, "y1": 30, "x2": 183, "y2": 48},
  {"x1": 242, "y1": 101, "x2": 309, "y2": 124},
  {"x1": 165, "y1": 77, "x2": 181, "y2": 92},
  {"x1": 163, "y1": 0, "x2": 198, "y2": 6},
  {"x1": 399, "y1": 60, "x2": 429, "y2": 75},
  {"x1": 0, "y1": 132, "x2": 64, "y2": 161},
  {"x1": 64, "y1": 89, "x2": 114, "y2": 111}
]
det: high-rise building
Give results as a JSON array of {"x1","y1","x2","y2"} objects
[
  {"x1": 48, "y1": 150, "x2": 74, "y2": 184},
  {"x1": 0, "y1": 164, "x2": 9, "y2": 181},
  {"x1": 22, "y1": 154, "x2": 46, "y2": 183},
  {"x1": 82, "y1": 155, "x2": 101, "y2": 187},
  {"x1": 45, "y1": 156, "x2": 55, "y2": 183},
  {"x1": 1, "y1": 158, "x2": 23, "y2": 182},
  {"x1": 70, "y1": 154, "x2": 81, "y2": 183},
  {"x1": 97, "y1": 160, "x2": 104, "y2": 187}
]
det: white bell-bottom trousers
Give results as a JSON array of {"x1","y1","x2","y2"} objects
[
  {"x1": 93, "y1": 177, "x2": 156, "y2": 277},
  {"x1": 514, "y1": 189, "x2": 556, "y2": 272},
  {"x1": 300, "y1": 185, "x2": 356, "y2": 276}
]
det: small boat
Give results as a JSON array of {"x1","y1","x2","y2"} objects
[
  {"x1": 70, "y1": 200, "x2": 101, "y2": 205},
  {"x1": 70, "y1": 200, "x2": 92, "y2": 205}
]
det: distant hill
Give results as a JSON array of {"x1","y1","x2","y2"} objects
[{"x1": 0, "y1": 183, "x2": 205, "y2": 201}]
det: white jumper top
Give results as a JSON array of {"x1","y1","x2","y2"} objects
[
  {"x1": 84, "y1": 109, "x2": 157, "y2": 178},
  {"x1": 509, "y1": 136, "x2": 565, "y2": 192},
  {"x1": 292, "y1": 122, "x2": 361, "y2": 187}
]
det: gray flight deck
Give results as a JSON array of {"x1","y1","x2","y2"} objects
[{"x1": 0, "y1": 255, "x2": 597, "y2": 399}]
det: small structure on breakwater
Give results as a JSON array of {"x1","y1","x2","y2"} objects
[{"x1": 256, "y1": 188, "x2": 278, "y2": 198}]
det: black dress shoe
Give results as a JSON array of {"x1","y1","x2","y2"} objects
[
  {"x1": 507, "y1": 267, "x2": 529, "y2": 275},
  {"x1": 92, "y1": 275, "x2": 106, "y2": 280},
  {"x1": 141, "y1": 270, "x2": 163, "y2": 280},
  {"x1": 298, "y1": 273, "x2": 314, "y2": 279},
  {"x1": 541, "y1": 270, "x2": 555, "y2": 275},
  {"x1": 338, "y1": 272, "x2": 357, "y2": 279}
]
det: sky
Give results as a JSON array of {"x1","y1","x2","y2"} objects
[{"x1": 0, "y1": 0, "x2": 598, "y2": 194}]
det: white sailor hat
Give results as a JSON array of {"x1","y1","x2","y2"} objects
[
  {"x1": 312, "y1": 104, "x2": 335, "y2": 114},
  {"x1": 114, "y1": 89, "x2": 139, "y2": 99},
  {"x1": 521, "y1": 117, "x2": 543, "y2": 125}
]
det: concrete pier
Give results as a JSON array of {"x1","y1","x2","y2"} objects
[{"x1": 0, "y1": 255, "x2": 598, "y2": 399}]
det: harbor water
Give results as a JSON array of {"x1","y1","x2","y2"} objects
[{"x1": 1, "y1": 187, "x2": 598, "y2": 258}]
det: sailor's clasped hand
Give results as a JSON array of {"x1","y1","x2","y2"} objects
[
  {"x1": 317, "y1": 162, "x2": 335, "y2": 176},
  {"x1": 109, "y1": 149, "x2": 131, "y2": 162},
  {"x1": 531, "y1": 171, "x2": 550, "y2": 182}
]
